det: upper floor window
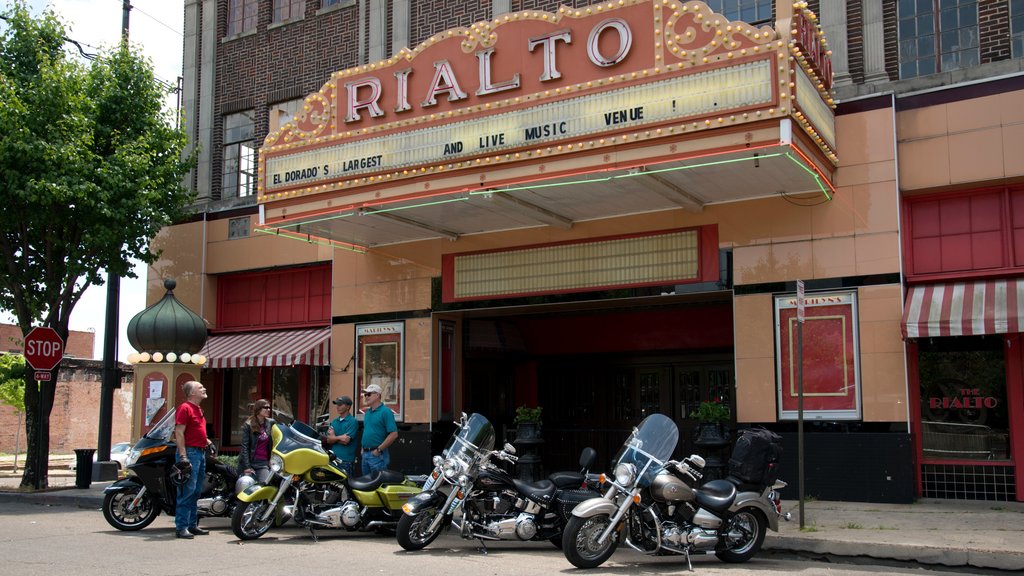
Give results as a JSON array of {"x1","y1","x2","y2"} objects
[
  {"x1": 227, "y1": 0, "x2": 258, "y2": 37},
  {"x1": 1013, "y1": 0, "x2": 1024, "y2": 57},
  {"x1": 322, "y1": 0, "x2": 346, "y2": 6},
  {"x1": 703, "y1": 0, "x2": 773, "y2": 25},
  {"x1": 223, "y1": 111, "x2": 256, "y2": 199},
  {"x1": 898, "y1": 0, "x2": 979, "y2": 79},
  {"x1": 274, "y1": 0, "x2": 305, "y2": 23}
]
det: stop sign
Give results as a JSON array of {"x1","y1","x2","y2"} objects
[{"x1": 23, "y1": 327, "x2": 65, "y2": 371}]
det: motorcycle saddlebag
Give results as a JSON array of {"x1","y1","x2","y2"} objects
[
  {"x1": 728, "y1": 427, "x2": 783, "y2": 486},
  {"x1": 556, "y1": 489, "x2": 598, "y2": 522}
]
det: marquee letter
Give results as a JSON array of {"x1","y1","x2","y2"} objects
[
  {"x1": 394, "y1": 68, "x2": 412, "y2": 113},
  {"x1": 528, "y1": 29, "x2": 572, "y2": 81},
  {"x1": 344, "y1": 77, "x2": 384, "y2": 122},
  {"x1": 422, "y1": 60, "x2": 468, "y2": 107},
  {"x1": 587, "y1": 18, "x2": 632, "y2": 67},
  {"x1": 476, "y1": 47, "x2": 520, "y2": 96}
]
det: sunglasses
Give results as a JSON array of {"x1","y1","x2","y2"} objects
[
  {"x1": 259, "y1": 406, "x2": 271, "y2": 411},
  {"x1": 363, "y1": 392, "x2": 376, "y2": 396}
]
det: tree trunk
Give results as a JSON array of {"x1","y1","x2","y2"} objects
[{"x1": 20, "y1": 369, "x2": 56, "y2": 489}]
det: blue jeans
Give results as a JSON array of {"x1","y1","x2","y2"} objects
[
  {"x1": 175, "y1": 447, "x2": 206, "y2": 531},
  {"x1": 361, "y1": 450, "x2": 389, "y2": 475}
]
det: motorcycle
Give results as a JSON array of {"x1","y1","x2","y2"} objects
[
  {"x1": 562, "y1": 413, "x2": 788, "y2": 569},
  {"x1": 231, "y1": 418, "x2": 423, "y2": 541},
  {"x1": 396, "y1": 412, "x2": 600, "y2": 551},
  {"x1": 102, "y1": 408, "x2": 239, "y2": 531}
]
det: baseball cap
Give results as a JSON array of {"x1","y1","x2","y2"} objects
[
  {"x1": 333, "y1": 396, "x2": 353, "y2": 406},
  {"x1": 363, "y1": 383, "x2": 383, "y2": 395}
]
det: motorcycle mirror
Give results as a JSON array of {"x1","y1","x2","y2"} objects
[{"x1": 504, "y1": 443, "x2": 516, "y2": 454}]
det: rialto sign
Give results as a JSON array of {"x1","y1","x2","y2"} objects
[{"x1": 259, "y1": 0, "x2": 833, "y2": 200}]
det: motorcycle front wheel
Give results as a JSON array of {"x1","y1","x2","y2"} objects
[
  {"x1": 102, "y1": 487, "x2": 159, "y2": 531},
  {"x1": 715, "y1": 507, "x2": 767, "y2": 563},
  {"x1": 231, "y1": 500, "x2": 275, "y2": 540},
  {"x1": 562, "y1": 514, "x2": 619, "y2": 569},
  {"x1": 396, "y1": 507, "x2": 445, "y2": 551}
]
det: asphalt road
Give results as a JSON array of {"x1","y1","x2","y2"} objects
[{"x1": 0, "y1": 501, "x2": 984, "y2": 576}]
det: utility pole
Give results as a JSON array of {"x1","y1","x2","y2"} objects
[{"x1": 98, "y1": 0, "x2": 132, "y2": 465}]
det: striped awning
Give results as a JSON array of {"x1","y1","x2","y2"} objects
[
  {"x1": 198, "y1": 327, "x2": 331, "y2": 369},
  {"x1": 901, "y1": 280, "x2": 1024, "y2": 339}
]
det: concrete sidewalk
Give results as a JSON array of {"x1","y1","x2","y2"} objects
[
  {"x1": 767, "y1": 498, "x2": 1024, "y2": 572},
  {"x1": 1, "y1": 468, "x2": 1023, "y2": 572}
]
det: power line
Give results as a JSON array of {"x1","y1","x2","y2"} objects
[{"x1": 110, "y1": 0, "x2": 183, "y2": 37}]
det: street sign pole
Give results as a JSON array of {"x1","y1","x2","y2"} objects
[{"x1": 796, "y1": 279, "x2": 805, "y2": 529}]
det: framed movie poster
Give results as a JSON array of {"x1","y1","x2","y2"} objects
[
  {"x1": 774, "y1": 290, "x2": 862, "y2": 420},
  {"x1": 355, "y1": 321, "x2": 404, "y2": 421}
]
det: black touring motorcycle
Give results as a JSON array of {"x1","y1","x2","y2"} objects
[
  {"x1": 102, "y1": 408, "x2": 239, "y2": 531},
  {"x1": 396, "y1": 412, "x2": 599, "y2": 551}
]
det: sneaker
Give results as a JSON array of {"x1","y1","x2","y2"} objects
[
  {"x1": 188, "y1": 526, "x2": 209, "y2": 536},
  {"x1": 175, "y1": 530, "x2": 194, "y2": 539}
]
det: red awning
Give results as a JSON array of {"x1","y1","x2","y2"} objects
[
  {"x1": 198, "y1": 327, "x2": 331, "y2": 369},
  {"x1": 901, "y1": 280, "x2": 1024, "y2": 339}
]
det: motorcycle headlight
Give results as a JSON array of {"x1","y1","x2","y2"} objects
[
  {"x1": 269, "y1": 454, "x2": 285, "y2": 473},
  {"x1": 614, "y1": 462, "x2": 637, "y2": 486},
  {"x1": 442, "y1": 457, "x2": 466, "y2": 480},
  {"x1": 125, "y1": 448, "x2": 141, "y2": 467},
  {"x1": 432, "y1": 455, "x2": 444, "y2": 467}
]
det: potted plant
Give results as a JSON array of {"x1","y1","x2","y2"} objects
[
  {"x1": 689, "y1": 400, "x2": 731, "y2": 447},
  {"x1": 514, "y1": 405, "x2": 543, "y2": 440}
]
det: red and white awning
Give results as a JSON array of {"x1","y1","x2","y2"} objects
[
  {"x1": 198, "y1": 327, "x2": 331, "y2": 369},
  {"x1": 902, "y1": 280, "x2": 1024, "y2": 339}
]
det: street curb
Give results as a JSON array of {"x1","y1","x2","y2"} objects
[
  {"x1": 0, "y1": 489, "x2": 104, "y2": 510},
  {"x1": 765, "y1": 535, "x2": 1024, "y2": 572}
]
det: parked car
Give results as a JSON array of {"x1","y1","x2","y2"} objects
[{"x1": 70, "y1": 442, "x2": 133, "y2": 470}]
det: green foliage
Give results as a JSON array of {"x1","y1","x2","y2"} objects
[
  {"x1": 514, "y1": 405, "x2": 542, "y2": 425},
  {"x1": 689, "y1": 400, "x2": 731, "y2": 423},
  {"x1": 0, "y1": 1, "x2": 195, "y2": 330},
  {"x1": 0, "y1": 354, "x2": 27, "y2": 413},
  {"x1": 217, "y1": 454, "x2": 239, "y2": 469}
]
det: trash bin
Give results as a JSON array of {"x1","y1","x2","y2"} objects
[{"x1": 74, "y1": 449, "x2": 95, "y2": 488}]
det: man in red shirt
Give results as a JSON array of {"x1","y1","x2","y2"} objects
[{"x1": 173, "y1": 380, "x2": 213, "y2": 539}]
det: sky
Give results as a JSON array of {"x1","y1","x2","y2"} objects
[{"x1": 2, "y1": 0, "x2": 186, "y2": 361}]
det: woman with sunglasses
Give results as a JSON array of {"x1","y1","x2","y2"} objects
[{"x1": 238, "y1": 399, "x2": 275, "y2": 483}]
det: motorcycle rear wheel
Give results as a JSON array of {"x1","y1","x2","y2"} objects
[
  {"x1": 562, "y1": 514, "x2": 619, "y2": 569},
  {"x1": 231, "y1": 500, "x2": 275, "y2": 540},
  {"x1": 715, "y1": 507, "x2": 767, "y2": 563},
  {"x1": 103, "y1": 487, "x2": 159, "y2": 531},
  {"x1": 396, "y1": 507, "x2": 444, "y2": 551}
]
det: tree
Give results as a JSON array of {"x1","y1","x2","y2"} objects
[
  {"x1": 0, "y1": 2, "x2": 195, "y2": 488},
  {"x1": 0, "y1": 354, "x2": 27, "y2": 470}
]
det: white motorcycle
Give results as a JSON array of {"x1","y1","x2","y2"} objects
[{"x1": 562, "y1": 413, "x2": 789, "y2": 569}]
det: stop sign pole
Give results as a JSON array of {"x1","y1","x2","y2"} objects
[{"x1": 23, "y1": 327, "x2": 65, "y2": 489}]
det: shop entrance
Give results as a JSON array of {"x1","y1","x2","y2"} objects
[{"x1": 458, "y1": 295, "x2": 735, "y2": 474}]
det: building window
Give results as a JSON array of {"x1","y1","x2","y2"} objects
[
  {"x1": 222, "y1": 111, "x2": 255, "y2": 199},
  {"x1": 703, "y1": 0, "x2": 773, "y2": 25},
  {"x1": 898, "y1": 0, "x2": 979, "y2": 79},
  {"x1": 268, "y1": 98, "x2": 305, "y2": 134},
  {"x1": 226, "y1": 0, "x2": 258, "y2": 36},
  {"x1": 273, "y1": 0, "x2": 304, "y2": 23},
  {"x1": 228, "y1": 216, "x2": 250, "y2": 239},
  {"x1": 1013, "y1": 0, "x2": 1024, "y2": 57},
  {"x1": 322, "y1": 0, "x2": 345, "y2": 7}
]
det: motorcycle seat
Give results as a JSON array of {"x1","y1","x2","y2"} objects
[
  {"x1": 348, "y1": 469, "x2": 406, "y2": 491},
  {"x1": 694, "y1": 479, "x2": 737, "y2": 513},
  {"x1": 548, "y1": 471, "x2": 585, "y2": 488},
  {"x1": 724, "y1": 475, "x2": 764, "y2": 493},
  {"x1": 512, "y1": 478, "x2": 556, "y2": 505}
]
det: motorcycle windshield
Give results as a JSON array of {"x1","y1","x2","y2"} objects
[
  {"x1": 144, "y1": 408, "x2": 178, "y2": 442},
  {"x1": 612, "y1": 413, "x2": 679, "y2": 488},
  {"x1": 442, "y1": 413, "x2": 495, "y2": 461},
  {"x1": 275, "y1": 420, "x2": 327, "y2": 454}
]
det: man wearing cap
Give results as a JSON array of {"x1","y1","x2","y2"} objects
[
  {"x1": 325, "y1": 396, "x2": 358, "y2": 475},
  {"x1": 360, "y1": 383, "x2": 398, "y2": 474}
]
